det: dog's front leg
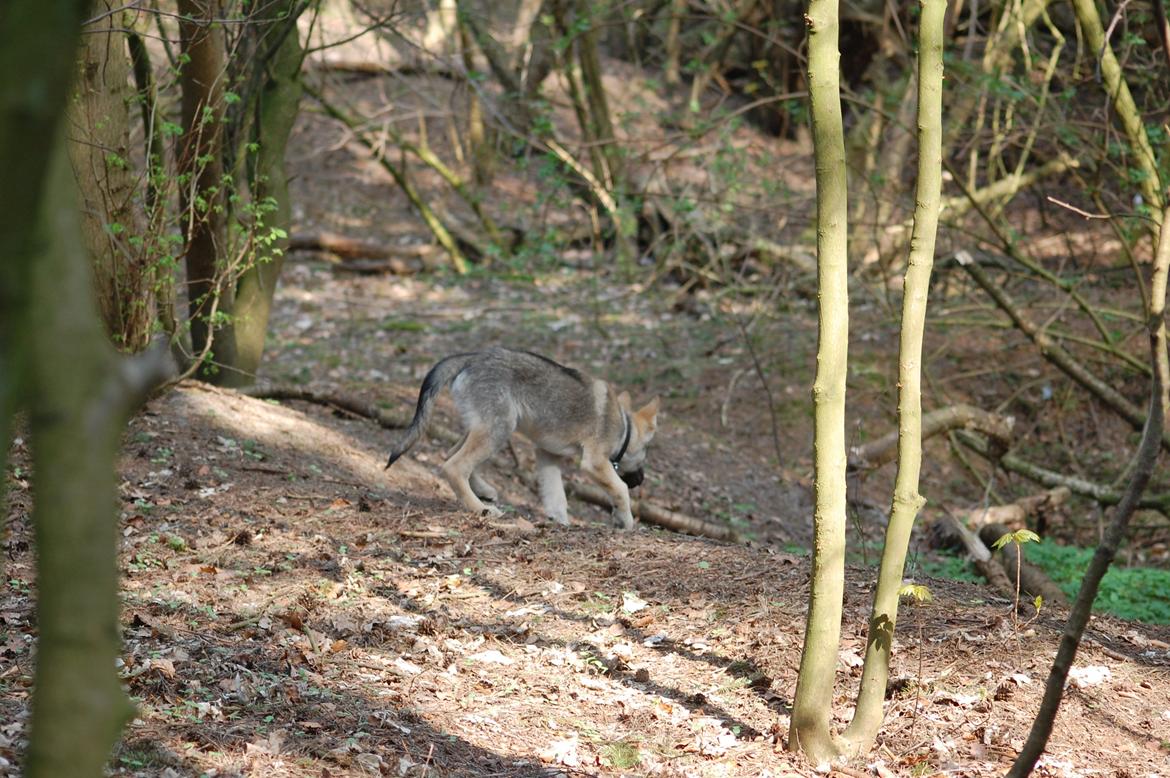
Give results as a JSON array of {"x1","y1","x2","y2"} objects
[
  {"x1": 583, "y1": 455, "x2": 635, "y2": 530},
  {"x1": 536, "y1": 450, "x2": 569, "y2": 525}
]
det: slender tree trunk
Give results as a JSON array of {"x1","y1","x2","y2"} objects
[
  {"x1": 69, "y1": 1, "x2": 156, "y2": 351},
  {"x1": 1068, "y1": 0, "x2": 1163, "y2": 218},
  {"x1": 126, "y1": 28, "x2": 179, "y2": 337},
  {"x1": 663, "y1": 0, "x2": 684, "y2": 84},
  {"x1": 178, "y1": 0, "x2": 235, "y2": 380},
  {"x1": 571, "y1": 0, "x2": 635, "y2": 267},
  {"x1": 422, "y1": 0, "x2": 458, "y2": 55},
  {"x1": 460, "y1": 21, "x2": 492, "y2": 184},
  {"x1": 787, "y1": 0, "x2": 849, "y2": 764},
  {"x1": 4, "y1": 8, "x2": 175, "y2": 760},
  {"x1": 228, "y1": 0, "x2": 305, "y2": 386},
  {"x1": 573, "y1": 0, "x2": 621, "y2": 189},
  {"x1": 1006, "y1": 204, "x2": 1170, "y2": 775},
  {"x1": 841, "y1": 0, "x2": 946, "y2": 753}
]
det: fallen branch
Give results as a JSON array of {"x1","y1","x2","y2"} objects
[
  {"x1": 956, "y1": 251, "x2": 1170, "y2": 452},
  {"x1": 563, "y1": 480, "x2": 743, "y2": 543},
  {"x1": 849, "y1": 403, "x2": 1014, "y2": 470},
  {"x1": 303, "y1": 84, "x2": 472, "y2": 273},
  {"x1": 954, "y1": 430, "x2": 1170, "y2": 515},
  {"x1": 288, "y1": 232, "x2": 430, "y2": 274},
  {"x1": 955, "y1": 487, "x2": 1069, "y2": 531},
  {"x1": 305, "y1": 59, "x2": 463, "y2": 81},
  {"x1": 242, "y1": 384, "x2": 415, "y2": 429},
  {"x1": 243, "y1": 385, "x2": 738, "y2": 541},
  {"x1": 940, "y1": 156, "x2": 1078, "y2": 219}
]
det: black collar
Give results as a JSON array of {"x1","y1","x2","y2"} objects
[{"x1": 611, "y1": 411, "x2": 632, "y2": 468}]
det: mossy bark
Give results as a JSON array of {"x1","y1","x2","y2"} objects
[
  {"x1": 787, "y1": 0, "x2": 849, "y2": 764},
  {"x1": 228, "y1": 0, "x2": 306, "y2": 386},
  {"x1": 0, "y1": 0, "x2": 91, "y2": 588},
  {"x1": 68, "y1": 0, "x2": 156, "y2": 351},
  {"x1": 24, "y1": 139, "x2": 141, "y2": 778}
]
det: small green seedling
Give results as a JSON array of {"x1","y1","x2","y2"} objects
[{"x1": 993, "y1": 529, "x2": 1041, "y2": 628}]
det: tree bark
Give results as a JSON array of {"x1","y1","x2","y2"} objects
[
  {"x1": 228, "y1": 0, "x2": 305, "y2": 387},
  {"x1": 68, "y1": 1, "x2": 156, "y2": 351},
  {"x1": 842, "y1": 0, "x2": 946, "y2": 753},
  {"x1": 178, "y1": 0, "x2": 234, "y2": 380},
  {"x1": 24, "y1": 139, "x2": 174, "y2": 778},
  {"x1": 787, "y1": 0, "x2": 849, "y2": 764},
  {"x1": 1067, "y1": 0, "x2": 1163, "y2": 217},
  {"x1": 0, "y1": 0, "x2": 92, "y2": 604}
]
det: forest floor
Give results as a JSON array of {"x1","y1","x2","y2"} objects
[
  {"x1": 5, "y1": 16, "x2": 1170, "y2": 777},
  {"x1": 2, "y1": 268, "x2": 1169, "y2": 777}
]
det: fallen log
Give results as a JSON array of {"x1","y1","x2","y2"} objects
[
  {"x1": 956, "y1": 487, "x2": 1069, "y2": 533},
  {"x1": 243, "y1": 385, "x2": 739, "y2": 542},
  {"x1": 562, "y1": 480, "x2": 742, "y2": 543},
  {"x1": 305, "y1": 59, "x2": 463, "y2": 81},
  {"x1": 954, "y1": 430, "x2": 1170, "y2": 515},
  {"x1": 288, "y1": 231, "x2": 434, "y2": 274},
  {"x1": 849, "y1": 403, "x2": 1014, "y2": 470}
]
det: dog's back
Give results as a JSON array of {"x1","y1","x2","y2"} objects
[{"x1": 450, "y1": 349, "x2": 609, "y2": 455}]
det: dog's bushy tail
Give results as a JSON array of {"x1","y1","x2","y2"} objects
[{"x1": 385, "y1": 353, "x2": 475, "y2": 469}]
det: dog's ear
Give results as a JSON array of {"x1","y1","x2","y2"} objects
[
  {"x1": 636, "y1": 396, "x2": 660, "y2": 431},
  {"x1": 618, "y1": 391, "x2": 633, "y2": 409}
]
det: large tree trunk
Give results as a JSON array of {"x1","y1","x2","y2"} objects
[
  {"x1": 2, "y1": 7, "x2": 174, "y2": 774},
  {"x1": 0, "y1": 0, "x2": 93, "y2": 597},
  {"x1": 841, "y1": 0, "x2": 946, "y2": 752},
  {"x1": 68, "y1": 1, "x2": 156, "y2": 351},
  {"x1": 787, "y1": 0, "x2": 849, "y2": 763},
  {"x1": 178, "y1": 0, "x2": 235, "y2": 381},
  {"x1": 228, "y1": 0, "x2": 305, "y2": 386},
  {"x1": 25, "y1": 138, "x2": 156, "y2": 778}
]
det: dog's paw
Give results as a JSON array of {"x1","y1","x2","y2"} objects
[
  {"x1": 546, "y1": 510, "x2": 570, "y2": 527},
  {"x1": 480, "y1": 505, "x2": 504, "y2": 519},
  {"x1": 615, "y1": 512, "x2": 636, "y2": 531}
]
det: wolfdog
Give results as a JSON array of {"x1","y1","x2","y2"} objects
[{"x1": 385, "y1": 348, "x2": 659, "y2": 529}]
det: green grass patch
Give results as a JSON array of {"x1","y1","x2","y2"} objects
[
  {"x1": 600, "y1": 740, "x2": 641, "y2": 769},
  {"x1": 916, "y1": 554, "x2": 982, "y2": 583},
  {"x1": 380, "y1": 318, "x2": 427, "y2": 332},
  {"x1": 916, "y1": 545, "x2": 1170, "y2": 623},
  {"x1": 1025, "y1": 541, "x2": 1170, "y2": 624}
]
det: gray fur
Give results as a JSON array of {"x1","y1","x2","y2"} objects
[{"x1": 385, "y1": 348, "x2": 659, "y2": 529}]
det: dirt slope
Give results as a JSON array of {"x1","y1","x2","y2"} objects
[{"x1": 4, "y1": 379, "x2": 1168, "y2": 777}]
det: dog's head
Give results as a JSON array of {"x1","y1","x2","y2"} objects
[{"x1": 615, "y1": 393, "x2": 660, "y2": 488}]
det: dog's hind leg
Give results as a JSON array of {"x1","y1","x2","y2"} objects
[
  {"x1": 441, "y1": 425, "x2": 508, "y2": 517},
  {"x1": 536, "y1": 450, "x2": 569, "y2": 525},
  {"x1": 470, "y1": 472, "x2": 498, "y2": 502}
]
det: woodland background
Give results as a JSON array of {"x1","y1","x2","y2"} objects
[{"x1": 2, "y1": 0, "x2": 1170, "y2": 775}]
